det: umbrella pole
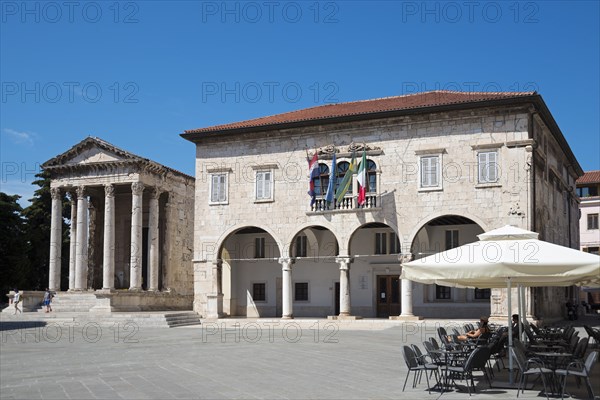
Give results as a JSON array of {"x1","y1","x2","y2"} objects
[
  {"x1": 507, "y1": 278, "x2": 514, "y2": 384},
  {"x1": 519, "y1": 285, "x2": 525, "y2": 342}
]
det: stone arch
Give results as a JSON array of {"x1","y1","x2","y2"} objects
[
  {"x1": 217, "y1": 224, "x2": 282, "y2": 318},
  {"x1": 406, "y1": 211, "x2": 490, "y2": 250},
  {"x1": 214, "y1": 223, "x2": 283, "y2": 261},
  {"x1": 408, "y1": 214, "x2": 487, "y2": 314},
  {"x1": 347, "y1": 222, "x2": 402, "y2": 256},
  {"x1": 286, "y1": 223, "x2": 340, "y2": 259}
]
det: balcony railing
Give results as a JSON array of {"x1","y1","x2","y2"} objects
[{"x1": 310, "y1": 193, "x2": 380, "y2": 212}]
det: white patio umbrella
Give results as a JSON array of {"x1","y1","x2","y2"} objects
[{"x1": 400, "y1": 225, "x2": 600, "y2": 383}]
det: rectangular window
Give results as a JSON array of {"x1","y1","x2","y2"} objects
[
  {"x1": 474, "y1": 288, "x2": 491, "y2": 300},
  {"x1": 294, "y1": 282, "x2": 309, "y2": 301},
  {"x1": 254, "y1": 237, "x2": 265, "y2": 258},
  {"x1": 375, "y1": 232, "x2": 387, "y2": 255},
  {"x1": 255, "y1": 171, "x2": 273, "y2": 201},
  {"x1": 577, "y1": 186, "x2": 598, "y2": 198},
  {"x1": 252, "y1": 283, "x2": 266, "y2": 302},
  {"x1": 295, "y1": 235, "x2": 307, "y2": 257},
  {"x1": 586, "y1": 247, "x2": 599, "y2": 255},
  {"x1": 478, "y1": 151, "x2": 498, "y2": 183},
  {"x1": 436, "y1": 285, "x2": 451, "y2": 300},
  {"x1": 588, "y1": 214, "x2": 599, "y2": 230},
  {"x1": 389, "y1": 232, "x2": 401, "y2": 254},
  {"x1": 445, "y1": 230, "x2": 459, "y2": 250},
  {"x1": 420, "y1": 156, "x2": 440, "y2": 188},
  {"x1": 210, "y1": 173, "x2": 228, "y2": 204}
]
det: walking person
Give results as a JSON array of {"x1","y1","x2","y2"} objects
[
  {"x1": 12, "y1": 289, "x2": 22, "y2": 315},
  {"x1": 43, "y1": 288, "x2": 54, "y2": 313}
]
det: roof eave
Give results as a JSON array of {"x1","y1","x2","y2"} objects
[
  {"x1": 180, "y1": 94, "x2": 584, "y2": 177},
  {"x1": 180, "y1": 95, "x2": 539, "y2": 142}
]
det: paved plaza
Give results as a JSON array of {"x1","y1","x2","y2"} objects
[{"x1": 1, "y1": 315, "x2": 599, "y2": 399}]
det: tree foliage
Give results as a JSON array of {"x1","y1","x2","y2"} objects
[
  {"x1": 1, "y1": 172, "x2": 71, "y2": 302},
  {"x1": 0, "y1": 193, "x2": 30, "y2": 301}
]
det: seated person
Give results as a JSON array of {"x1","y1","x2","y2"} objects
[
  {"x1": 453, "y1": 316, "x2": 491, "y2": 342},
  {"x1": 502, "y1": 314, "x2": 523, "y2": 339}
]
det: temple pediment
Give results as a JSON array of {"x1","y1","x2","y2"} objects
[
  {"x1": 43, "y1": 136, "x2": 140, "y2": 168},
  {"x1": 42, "y1": 136, "x2": 194, "y2": 181}
]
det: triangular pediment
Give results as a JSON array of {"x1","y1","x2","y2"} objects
[
  {"x1": 68, "y1": 147, "x2": 125, "y2": 164},
  {"x1": 43, "y1": 137, "x2": 141, "y2": 168}
]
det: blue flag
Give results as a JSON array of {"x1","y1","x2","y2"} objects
[{"x1": 325, "y1": 152, "x2": 336, "y2": 206}]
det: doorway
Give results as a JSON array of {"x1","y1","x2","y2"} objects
[{"x1": 377, "y1": 275, "x2": 400, "y2": 317}]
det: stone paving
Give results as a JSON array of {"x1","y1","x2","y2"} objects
[{"x1": 1, "y1": 315, "x2": 599, "y2": 399}]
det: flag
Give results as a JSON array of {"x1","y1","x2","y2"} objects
[
  {"x1": 325, "y1": 152, "x2": 336, "y2": 206},
  {"x1": 335, "y1": 152, "x2": 356, "y2": 203},
  {"x1": 357, "y1": 150, "x2": 367, "y2": 206},
  {"x1": 307, "y1": 151, "x2": 319, "y2": 205}
]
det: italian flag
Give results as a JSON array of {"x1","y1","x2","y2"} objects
[{"x1": 357, "y1": 150, "x2": 367, "y2": 206}]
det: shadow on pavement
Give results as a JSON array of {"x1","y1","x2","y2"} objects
[{"x1": 0, "y1": 321, "x2": 47, "y2": 331}]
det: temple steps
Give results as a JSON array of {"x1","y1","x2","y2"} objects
[{"x1": 0, "y1": 311, "x2": 202, "y2": 328}]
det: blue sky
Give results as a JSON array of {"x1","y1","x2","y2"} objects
[{"x1": 1, "y1": 0, "x2": 599, "y2": 205}]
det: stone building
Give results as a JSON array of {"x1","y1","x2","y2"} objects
[
  {"x1": 181, "y1": 90, "x2": 583, "y2": 321},
  {"x1": 577, "y1": 170, "x2": 600, "y2": 307},
  {"x1": 577, "y1": 171, "x2": 600, "y2": 255},
  {"x1": 41, "y1": 137, "x2": 195, "y2": 311}
]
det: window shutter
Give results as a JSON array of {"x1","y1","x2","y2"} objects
[
  {"x1": 431, "y1": 157, "x2": 439, "y2": 187},
  {"x1": 478, "y1": 152, "x2": 487, "y2": 183},
  {"x1": 420, "y1": 157, "x2": 428, "y2": 187},
  {"x1": 218, "y1": 175, "x2": 226, "y2": 202},
  {"x1": 488, "y1": 152, "x2": 497, "y2": 182},
  {"x1": 264, "y1": 172, "x2": 271, "y2": 199},
  {"x1": 211, "y1": 175, "x2": 219, "y2": 202},
  {"x1": 256, "y1": 172, "x2": 264, "y2": 199}
]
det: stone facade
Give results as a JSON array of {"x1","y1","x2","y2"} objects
[
  {"x1": 183, "y1": 93, "x2": 583, "y2": 321},
  {"x1": 41, "y1": 137, "x2": 195, "y2": 311}
]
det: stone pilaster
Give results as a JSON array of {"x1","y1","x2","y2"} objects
[
  {"x1": 148, "y1": 187, "x2": 161, "y2": 291},
  {"x1": 68, "y1": 192, "x2": 77, "y2": 291},
  {"x1": 48, "y1": 187, "x2": 62, "y2": 291},
  {"x1": 279, "y1": 257, "x2": 295, "y2": 319},
  {"x1": 74, "y1": 186, "x2": 88, "y2": 290},
  {"x1": 206, "y1": 260, "x2": 224, "y2": 318},
  {"x1": 129, "y1": 182, "x2": 144, "y2": 291},
  {"x1": 102, "y1": 184, "x2": 115, "y2": 291}
]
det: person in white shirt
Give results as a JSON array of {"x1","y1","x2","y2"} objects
[{"x1": 12, "y1": 289, "x2": 22, "y2": 315}]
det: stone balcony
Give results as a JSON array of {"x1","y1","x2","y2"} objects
[{"x1": 309, "y1": 193, "x2": 380, "y2": 213}]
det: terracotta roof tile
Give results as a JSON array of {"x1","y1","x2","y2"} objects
[
  {"x1": 184, "y1": 90, "x2": 536, "y2": 135},
  {"x1": 577, "y1": 170, "x2": 600, "y2": 185}
]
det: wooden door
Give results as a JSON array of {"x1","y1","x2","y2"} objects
[{"x1": 377, "y1": 275, "x2": 400, "y2": 318}]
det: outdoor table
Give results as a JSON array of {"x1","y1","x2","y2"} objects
[
  {"x1": 431, "y1": 348, "x2": 473, "y2": 393},
  {"x1": 532, "y1": 352, "x2": 573, "y2": 395}
]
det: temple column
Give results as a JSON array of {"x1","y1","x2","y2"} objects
[
  {"x1": 336, "y1": 256, "x2": 353, "y2": 316},
  {"x1": 48, "y1": 187, "x2": 62, "y2": 291},
  {"x1": 148, "y1": 188, "x2": 161, "y2": 291},
  {"x1": 74, "y1": 186, "x2": 88, "y2": 290},
  {"x1": 279, "y1": 257, "x2": 295, "y2": 319},
  {"x1": 102, "y1": 184, "x2": 115, "y2": 290},
  {"x1": 68, "y1": 192, "x2": 77, "y2": 290},
  {"x1": 129, "y1": 182, "x2": 144, "y2": 290}
]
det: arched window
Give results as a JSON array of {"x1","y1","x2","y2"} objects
[
  {"x1": 336, "y1": 161, "x2": 350, "y2": 193},
  {"x1": 314, "y1": 163, "x2": 329, "y2": 196},
  {"x1": 366, "y1": 160, "x2": 377, "y2": 193}
]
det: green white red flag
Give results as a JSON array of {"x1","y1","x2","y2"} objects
[{"x1": 357, "y1": 150, "x2": 367, "y2": 206}]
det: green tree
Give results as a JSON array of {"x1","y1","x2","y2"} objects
[
  {"x1": 0, "y1": 193, "x2": 30, "y2": 302},
  {"x1": 22, "y1": 171, "x2": 71, "y2": 291}
]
